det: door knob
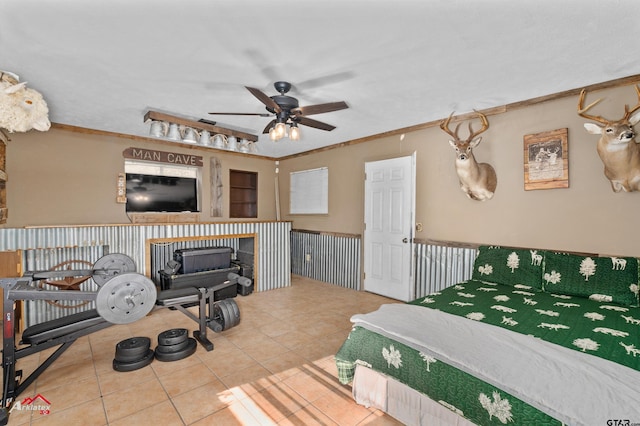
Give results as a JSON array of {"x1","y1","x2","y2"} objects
[{"x1": 402, "y1": 238, "x2": 409, "y2": 243}]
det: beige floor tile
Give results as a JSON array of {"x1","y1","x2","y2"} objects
[
  {"x1": 219, "y1": 363, "x2": 280, "y2": 398},
  {"x1": 311, "y1": 389, "x2": 375, "y2": 426},
  {"x1": 171, "y1": 381, "x2": 237, "y2": 424},
  {"x1": 241, "y1": 337, "x2": 290, "y2": 363},
  {"x1": 259, "y1": 350, "x2": 308, "y2": 381},
  {"x1": 97, "y1": 363, "x2": 158, "y2": 396},
  {"x1": 102, "y1": 377, "x2": 168, "y2": 422},
  {"x1": 239, "y1": 381, "x2": 309, "y2": 423},
  {"x1": 190, "y1": 400, "x2": 259, "y2": 426},
  {"x1": 108, "y1": 400, "x2": 183, "y2": 426},
  {"x1": 30, "y1": 397, "x2": 107, "y2": 426},
  {"x1": 278, "y1": 404, "x2": 339, "y2": 426},
  {"x1": 158, "y1": 361, "x2": 219, "y2": 398},
  {"x1": 34, "y1": 357, "x2": 97, "y2": 393},
  {"x1": 34, "y1": 375, "x2": 101, "y2": 413}
]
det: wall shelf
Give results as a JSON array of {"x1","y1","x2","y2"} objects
[{"x1": 230, "y1": 170, "x2": 257, "y2": 218}]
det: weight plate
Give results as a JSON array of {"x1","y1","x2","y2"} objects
[
  {"x1": 155, "y1": 339, "x2": 190, "y2": 354},
  {"x1": 92, "y1": 253, "x2": 137, "y2": 286},
  {"x1": 114, "y1": 337, "x2": 151, "y2": 362},
  {"x1": 227, "y1": 299, "x2": 241, "y2": 328},
  {"x1": 113, "y1": 349, "x2": 154, "y2": 372},
  {"x1": 222, "y1": 299, "x2": 240, "y2": 329},
  {"x1": 154, "y1": 338, "x2": 197, "y2": 362},
  {"x1": 157, "y1": 328, "x2": 188, "y2": 346},
  {"x1": 96, "y1": 273, "x2": 157, "y2": 324},
  {"x1": 219, "y1": 300, "x2": 232, "y2": 331},
  {"x1": 213, "y1": 302, "x2": 225, "y2": 329}
]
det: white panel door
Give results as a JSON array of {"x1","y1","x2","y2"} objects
[{"x1": 363, "y1": 154, "x2": 415, "y2": 301}]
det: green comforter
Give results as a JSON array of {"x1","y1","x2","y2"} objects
[
  {"x1": 409, "y1": 279, "x2": 640, "y2": 372},
  {"x1": 336, "y1": 280, "x2": 640, "y2": 425}
]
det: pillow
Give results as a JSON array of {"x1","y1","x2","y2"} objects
[
  {"x1": 542, "y1": 252, "x2": 639, "y2": 307},
  {"x1": 471, "y1": 245, "x2": 544, "y2": 290}
]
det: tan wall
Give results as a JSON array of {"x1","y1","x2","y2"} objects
[
  {"x1": 4, "y1": 128, "x2": 277, "y2": 227},
  {"x1": 4, "y1": 82, "x2": 640, "y2": 257},
  {"x1": 279, "y1": 83, "x2": 640, "y2": 257}
]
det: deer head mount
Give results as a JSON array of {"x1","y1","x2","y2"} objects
[
  {"x1": 440, "y1": 111, "x2": 497, "y2": 201},
  {"x1": 578, "y1": 85, "x2": 640, "y2": 192}
]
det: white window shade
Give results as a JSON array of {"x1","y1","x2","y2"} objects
[{"x1": 290, "y1": 167, "x2": 328, "y2": 214}]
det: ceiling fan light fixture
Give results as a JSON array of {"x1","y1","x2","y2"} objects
[
  {"x1": 290, "y1": 123, "x2": 301, "y2": 141},
  {"x1": 269, "y1": 126, "x2": 278, "y2": 141},
  {"x1": 275, "y1": 121, "x2": 286, "y2": 139}
]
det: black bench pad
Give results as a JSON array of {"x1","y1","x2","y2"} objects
[
  {"x1": 156, "y1": 287, "x2": 201, "y2": 306},
  {"x1": 21, "y1": 309, "x2": 106, "y2": 345}
]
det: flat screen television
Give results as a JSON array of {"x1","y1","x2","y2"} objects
[{"x1": 125, "y1": 173, "x2": 199, "y2": 213}]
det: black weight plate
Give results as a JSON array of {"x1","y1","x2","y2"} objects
[
  {"x1": 114, "y1": 337, "x2": 151, "y2": 362},
  {"x1": 157, "y1": 328, "x2": 188, "y2": 346},
  {"x1": 223, "y1": 299, "x2": 239, "y2": 328},
  {"x1": 155, "y1": 338, "x2": 190, "y2": 354},
  {"x1": 213, "y1": 303, "x2": 225, "y2": 329},
  {"x1": 154, "y1": 337, "x2": 197, "y2": 362},
  {"x1": 227, "y1": 299, "x2": 241, "y2": 327},
  {"x1": 219, "y1": 300, "x2": 232, "y2": 331},
  {"x1": 113, "y1": 349, "x2": 154, "y2": 372}
]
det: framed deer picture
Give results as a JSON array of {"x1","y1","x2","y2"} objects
[{"x1": 523, "y1": 128, "x2": 569, "y2": 190}]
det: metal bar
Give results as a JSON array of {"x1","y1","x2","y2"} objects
[{"x1": 8, "y1": 281, "x2": 97, "y2": 301}]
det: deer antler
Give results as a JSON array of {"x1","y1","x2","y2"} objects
[
  {"x1": 578, "y1": 85, "x2": 640, "y2": 124},
  {"x1": 467, "y1": 110, "x2": 489, "y2": 141},
  {"x1": 622, "y1": 84, "x2": 640, "y2": 122},
  {"x1": 578, "y1": 89, "x2": 609, "y2": 125},
  {"x1": 439, "y1": 112, "x2": 460, "y2": 140}
]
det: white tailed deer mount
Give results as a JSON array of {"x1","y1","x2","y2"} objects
[
  {"x1": 440, "y1": 111, "x2": 497, "y2": 201},
  {"x1": 578, "y1": 85, "x2": 640, "y2": 192}
]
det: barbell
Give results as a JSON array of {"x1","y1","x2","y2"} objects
[{"x1": 17, "y1": 253, "x2": 157, "y2": 325}]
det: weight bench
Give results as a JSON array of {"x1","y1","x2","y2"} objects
[{"x1": 1, "y1": 272, "x2": 242, "y2": 425}]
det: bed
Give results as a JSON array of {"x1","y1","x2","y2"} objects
[{"x1": 336, "y1": 246, "x2": 640, "y2": 425}]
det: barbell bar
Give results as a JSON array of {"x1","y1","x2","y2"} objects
[{"x1": 11, "y1": 254, "x2": 156, "y2": 325}]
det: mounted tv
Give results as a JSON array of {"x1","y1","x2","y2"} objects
[{"x1": 125, "y1": 173, "x2": 199, "y2": 213}]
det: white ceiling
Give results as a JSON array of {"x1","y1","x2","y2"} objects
[{"x1": 2, "y1": 0, "x2": 640, "y2": 158}]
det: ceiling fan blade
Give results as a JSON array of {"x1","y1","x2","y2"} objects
[
  {"x1": 292, "y1": 101, "x2": 348, "y2": 116},
  {"x1": 297, "y1": 116, "x2": 336, "y2": 131},
  {"x1": 246, "y1": 86, "x2": 281, "y2": 113},
  {"x1": 262, "y1": 119, "x2": 276, "y2": 134},
  {"x1": 294, "y1": 71, "x2": 356, "y2": 91},
  {"x1": 208, "y1": 112, "x2": 272, "y2": 117}
]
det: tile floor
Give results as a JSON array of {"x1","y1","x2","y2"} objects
[{"x1": 6, "y1": 275, "x2": 404, "y2": 425}]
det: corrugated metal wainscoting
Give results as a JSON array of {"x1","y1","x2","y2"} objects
[
  {"x1": 414, "y1": 242, "x2": 478, "y2": 299},
  {"x1": 291, "y1": 230, "x2": 361, "y2": 290},
  {"x1": 0, "y1": 222, "x2": 291, "y2": 326},
  {"x1": 291, "y1": 230, "x2": 478, "y2": 298}
]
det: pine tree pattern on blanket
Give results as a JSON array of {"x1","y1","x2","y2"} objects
[{"x1": 408, "y1": 280, "x2": 640, "y2": 371}]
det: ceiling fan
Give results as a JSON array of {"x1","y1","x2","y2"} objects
[{"x1": 208, "y1": 81, "x2": 348, "y2": 140}]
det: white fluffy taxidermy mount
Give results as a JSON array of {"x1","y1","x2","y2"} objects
[{"x1": 0, "y1": 70, "x2": 51, "y2": 133}]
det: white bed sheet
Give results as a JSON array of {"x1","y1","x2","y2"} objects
[
  {"x1": 353, "y1": 364, "x2": 476, "y2": 426},
  {"x1": 352, "y1": 304, "x2": 640, "y2": 425}
]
